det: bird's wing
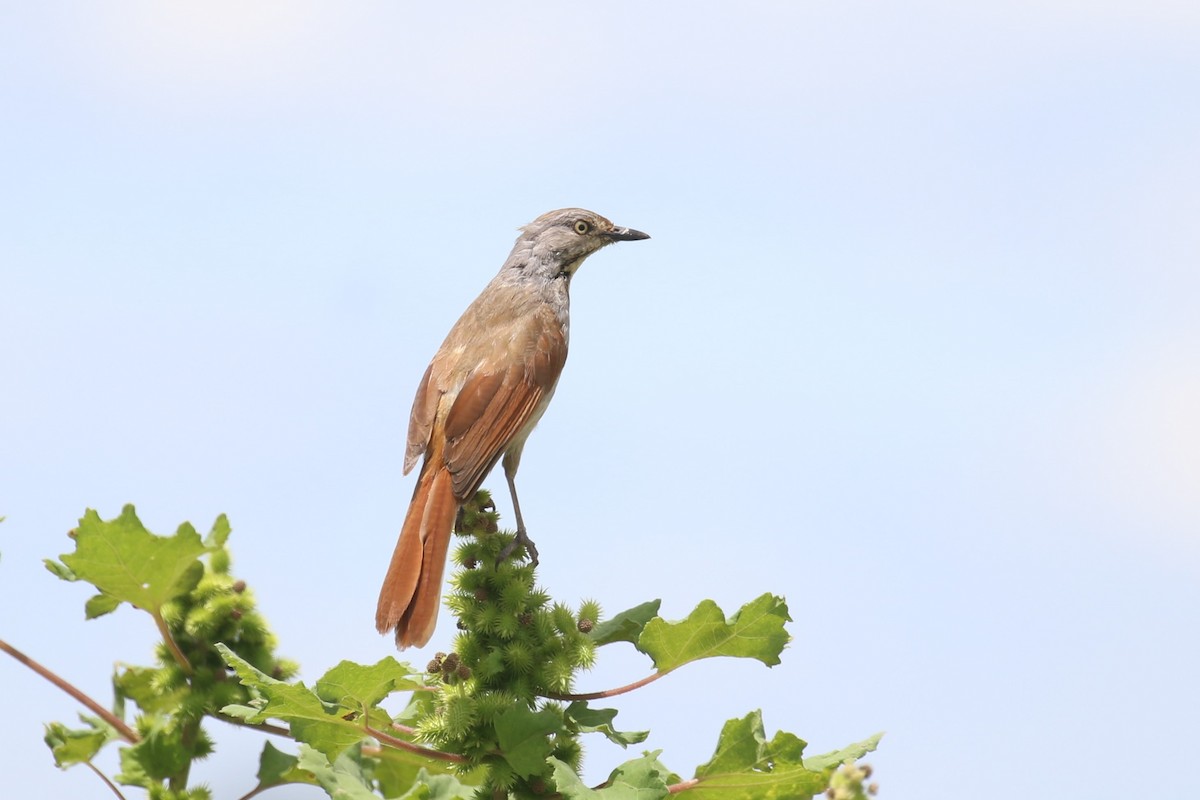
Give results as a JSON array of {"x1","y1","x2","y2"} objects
[
  {"x1": 441, "y1": 318, "x2": 567, "y2": 499},
  {"x1": 404, "y1": 362, "x2": 438, "y2": 475}
]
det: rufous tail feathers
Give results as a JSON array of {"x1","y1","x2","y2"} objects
[{"x1": 375, "y1": 465, "x2": 458, "y2": 648}]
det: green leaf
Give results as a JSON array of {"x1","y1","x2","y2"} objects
[
  {"x1": 218, "y1": 703, "x2": 261, "y2": 722},
  {"x1": 677, "y1": 767, "x2": 826, "y2": 799},
  {"x1": 802, "y1": 732, "x2": 884, "y2": 773},
  {"x1": 256, "y1": 741, "x2": 312, "y2": 786},
  {"x1": 59, "y1": 505, "x2": 207, "y2": 615},
  {"x1": 685, "y1": 710, "x2": 827, "y2": 800},
  {"x1": 115, "y1": 743, "x2": 150, "y2": 788},
  {"x1": 295, "y1": 745, "x2": 380, "y2": 800},
  {"x1": 115, "y1": 718, "x2": 193, "y2": 784},
  {"x1": 314, "y1": 656, "x2": 423, "y2": 710},
  {"x1": 590, "y1": 600, "x2": 662, "y2": 646},
  {"x1": 638, "y1": 594, "x2": 790, "y2": 673},
  {"x1": 372, "y1": 752, "x2": 432, "y2": 798},
  {"x1": 205, "y1": 514, "x2": 232, "y2": 549},
  {"x1": 43, "y1": 715, "x2": 118, "y2": 767},
  {"x1": 373, "y1": 746, "x2": 483, "y2": 798},
  {"x1": 85, "y1": 592, "x2": 122, "y2": 619},
  {"x1": 217, "y1": 644, "x2": 387, "y2": 759},
  {"x1": 391, "y1": 769, "x2": 477, "y2": 800},
  {"x1": 565, "y1": 702, "x2": 649, "y2": 747},
  {"x1": 550, "y1": 752, "x2": 673, "y2": 799},
  {"x1": 695, "y1": 710, "x2": 802, "y2": 778},
  {"x1": 114, "y1": 665, "x2": 185, "y2": 715},
  {"x1": 43, "y1": 558, "x2": 76, "y2": 581},
  {"x1": 494, "y1": 705, "x2": 560, "y2": 777}
]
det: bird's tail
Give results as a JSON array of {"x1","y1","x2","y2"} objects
[{"x1": 375, "y1": 464, "x2": 458, "y2": 648}]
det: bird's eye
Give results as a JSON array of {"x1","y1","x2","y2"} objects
[{"x1": 573, "y1": 220, "x2": 590, "y2": 235}]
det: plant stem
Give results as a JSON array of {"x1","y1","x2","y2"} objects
[
  {"x1": 0, "y1": 637, "x2": 140, "y2": 743},
  {"x1": 152, "y1": 612, "x2": 194, "y2": 676},
  {"x1": 235, "y1": 784, "x2": 272, "y2": 800},
  {"x1": 214, "y1": 710, "x2": 291, "y2": 738},
  {"x1": 169, "y1": 716, "x2": 200, "y2": 791},
  {"x1": 668, "y1": 778, "x2": 700, "y2": 793},
  {"x1": 86, "y1": 761, "x2": 129, "y2": 799},
  {"x1": 542, "y1": 670, "x2": 665, "y2": 701},
  {"x1": 363, "y1": 723, "x2": 470, "y2": 764}
]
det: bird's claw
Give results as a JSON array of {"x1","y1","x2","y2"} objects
[{"x1": 497, "y1": 527, "x2": 539, "y2": 566}]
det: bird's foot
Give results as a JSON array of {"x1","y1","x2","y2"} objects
[{"x1": 497, "y1": 526, "x2": 539, "y2": 567}]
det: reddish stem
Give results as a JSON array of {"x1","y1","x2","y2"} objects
[
  {"x1": 0, "y1": 637, "x2": 140, "y2": 743},
  {"x1": 542, "y1": 670, "x2": 665, "y2": 701},
  {"x1": 214, "y1": 710, "x2": 292, "y2": 738},
  {"x1": 86, "y1": 761, "x2": 129, "y2": 799},
  {"x1": 363, "y1": 723, "x2": 469, "y2": 764},
  {"x1": 151, "y1": 612, "x2": 194, "y2": 676}
]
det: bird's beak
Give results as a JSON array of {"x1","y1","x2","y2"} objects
[{"x1": 604, "y1": 226, "x2": 650, "y2": 242}]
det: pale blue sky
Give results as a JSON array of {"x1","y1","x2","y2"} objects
[{"x1": 3, "y1": 3, "x2": 1198, "y2": 798}]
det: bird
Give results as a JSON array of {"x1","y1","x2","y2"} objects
[{"x1": 376, "y1": 208, "x2": 650, "y2": 648}]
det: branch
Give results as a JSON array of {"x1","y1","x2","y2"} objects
[
  {"x1": 151, "y1": 612, "x2": 194, "y2": 676},
  {"x1": 363, "y1": 723, "x2": 469, "y2": 764},
  {"x1": 541, "y1": 670, "x2": 665, "y2": 701},
  {"x1": 86, "y1": 761, "x2": 129, "y2": 800},
  {"x1": 0, "y1": 637, "x2": 140, "y2": 743},
  {"x1": 235, "y1": 783, "x2": 273, "y2": 800},
  {"x1": 214, "y1": 710, "x2": 292, "y2": 738},
  {"x1": 668, "y1": 778, "x2": 700, "y2": 794}
]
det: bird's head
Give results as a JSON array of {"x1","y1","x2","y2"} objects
[{"x1": 508, "y1": 208, "x2": 649, "y2": 278}]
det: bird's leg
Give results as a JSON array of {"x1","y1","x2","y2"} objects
[{"x1": 497, "y1": 459, "x2": 539, "y2": 566}]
